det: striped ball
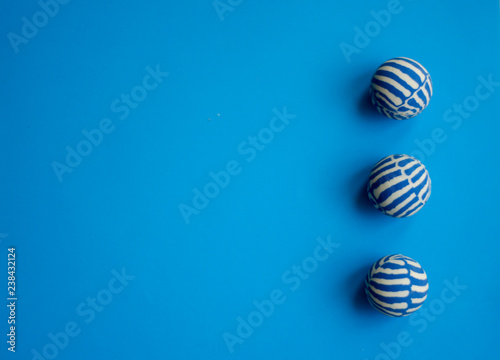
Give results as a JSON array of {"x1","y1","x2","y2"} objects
[
  {"x1": 369, "y1": 57, "x2": 433, "y2": 120},
  {"x1": 367, "y1": 154, "x2": 431, "y2": 218},
  {"x1": 365, "y1": 254, "x2": 428, "y2": 317}
]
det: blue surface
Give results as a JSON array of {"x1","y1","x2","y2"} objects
[{"x1": 2, "y1": 1, "x2": 500, "y2": 359}]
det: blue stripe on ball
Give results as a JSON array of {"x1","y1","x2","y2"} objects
[
  {"x1": 367, "y1": 154, "x2": 431, "y2": 218},
  {"x1": 370, "y1": 57, "x2": 433, "y2": 120},
  {"x1": 365, "y1": 254, "x2": 429, "y2": 317}
]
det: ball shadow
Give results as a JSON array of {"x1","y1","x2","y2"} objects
[
  {"x1": 349, "y1": 165, "x2": 382, "y2": 217},
  {"x1": 356, "y1": 179, "x2": 375, "y2": 215},
  {"x1": 358, "y1": 88, "x2": 380, "y2": 118},
  {"x1": 343, "y1": 264, "x2": 374, "y2": 314},
  {"x1": 341, "y1": 264, "x2": 397, "y2": 324},
  {"x1": 349, "y1": 70, "x2": 386, "y2": 121}
]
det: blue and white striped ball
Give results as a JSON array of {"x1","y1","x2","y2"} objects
[
  {"x1": 369, "y1": 57, "x2": 433, "y2": 120},
  {"x1": 365, "y1": 254, "x2": 428, "y2": 317},
  {"x1": 367, "y1": 154, "x2": 431, "y2": 218}
]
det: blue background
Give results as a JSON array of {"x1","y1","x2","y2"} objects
[{"x1": 2, "y1": 0, "x2": 499, "y2": 359}]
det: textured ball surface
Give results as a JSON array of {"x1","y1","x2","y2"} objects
[
  {"x1": 369, "y1": 57, "x2": 433, "y2": 120},
  {"x1": 367, "y1": 154, "x2": 431, "y2": 218},
  {"x1": 365, "y1": 254, "x2": 428, "y2": 317}
]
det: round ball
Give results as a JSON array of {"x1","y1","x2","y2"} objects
[
  {"x1": 367, "y1": 154, "x2": 431, "y2": 218},
  {"x1": 369, "y1": 57, "x2": 433, "y2": 120},
  {"x1": 365, "y1": 254, "x2": 428, "y2": 317}
]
